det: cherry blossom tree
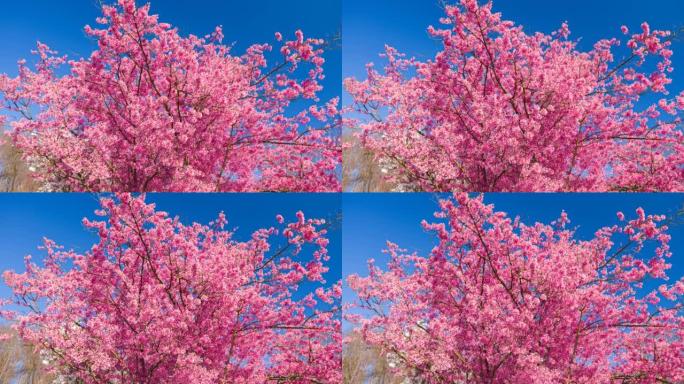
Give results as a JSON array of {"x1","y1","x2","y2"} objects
[
  {"x1": 345, "y1": 0, "x2": 684, "y2": 192},
  {"x1": 347, "y1": 193, "x2": 684, "y2": 383},
  {"x1": 2, "y1": 194, "x2": 341, "y2": 383},
  {"x1": 0, "y1": 0, "x2": 340, "y2": 192}
]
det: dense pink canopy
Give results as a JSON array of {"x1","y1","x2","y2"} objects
[
  {"x1": 0, "y1": 0, "x2": 340, "y2": 192},
  {"x1": 2, "y1": 194, "x2": 341, "y2": 383},
  {"x1": 347, "y1": 194, "x2": 684, "y2": 383},
  {"x1": 345, "y1": 0, "x2": 684, "y2": 192}
]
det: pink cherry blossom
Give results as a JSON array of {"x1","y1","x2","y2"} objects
[
  {"x1": 0, "y1": 0, "x2": 340, "y2": 192},
  {"x1": 345, "y1": 0, "x2": 684, "y2": 192},
  {"x1": 347, "y1": 193, "x2": 683, "y2": 383},
  {"x1": 2, "y1": 193, "x2": 341, "y2": 383}
]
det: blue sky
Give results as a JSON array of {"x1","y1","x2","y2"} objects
[
  {"x1": 0, "y1": 193, "x2": 342, "y2": 311},
  {"x1": 343, "y1": 193, "x2": 684, "y2": 331},
  {"x1": 0, "y1": 0, "x2": 341, "y2": 105},
  {"x1": 343, "y1": 0, "x2": 684, "y2": 106}
]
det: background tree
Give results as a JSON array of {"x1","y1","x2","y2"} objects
[
  {"x1": 342, "y1": 133, "x2": 395, "y2": 192},
  {"x1": 0, "y1": 327, "x2": 54, "y2": 384},
  {"x1": 343, "y1": 331, "x2": 403, "y2": 384},
  {"x1": 0, "y1": 136, "x2": 37, "y2": 192},
  {"x1": 0, "y1": 0, "x2": 340, "y2": 192},
  {"x1": 345, "y1": 0, "x2": 684, "y2": 192},
  {"x1": 347, "y1": 193, "x2": 684, "y2": 383},
  {"x1": 2, "y1": 194, "x2": 341, "y2": 383}
]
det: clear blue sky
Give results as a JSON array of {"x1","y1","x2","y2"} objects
[
  {"x1": 0, "y1": 0, "x2": 341, "y2": 104},
  {"x1": 343, "y1": 193, "x2": 684, "y2": 331},
  {"x1": 0, "y1": 193, "x2": 342, "y2": 312},
  {"x1": 343, "y1": 0, "x2": 684, "y2": 106}
]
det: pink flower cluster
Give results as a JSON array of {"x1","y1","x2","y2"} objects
[{"x1": 345, "y1": 0, "x2": 684, "y2": 191}]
